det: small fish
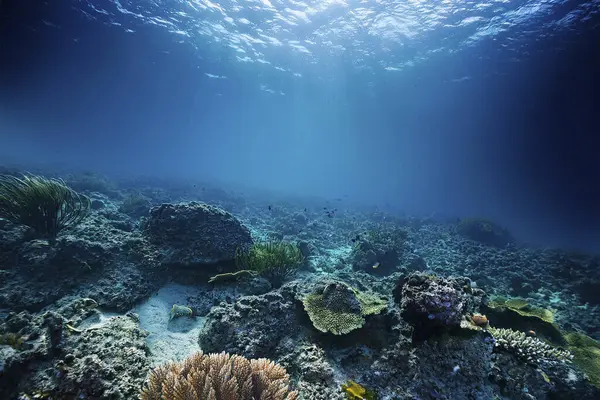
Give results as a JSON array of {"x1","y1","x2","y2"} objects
[
  {"x1": 372, "y1": 261, "x2": 380, "y2": 269},
  {"x1": 268, "y1": 205, "x2": 272, "y2": 211},
  {"x1": 451, "y1": 365, "x2": 460, "y2": 375},
  {"x1": 304, "y1": 208, "x2": 307, "y2": 212}
]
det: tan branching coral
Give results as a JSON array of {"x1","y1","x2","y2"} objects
[{"x1": 140, "y1": 351, "x2": 298, "y2": 400}]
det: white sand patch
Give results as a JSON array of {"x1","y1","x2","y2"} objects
[{"x1": 135, "y1": 283, "x2": 206, "y2": 366}]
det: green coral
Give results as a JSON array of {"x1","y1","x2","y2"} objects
[
  {"x1": 484, "y1": 296, "x2": 565, "y2": 346},
  {"x1": 488, "y1": 327, "x2": 572, "y2": 364},
  {"x1": 303, "y1": 282, "x2": 387, "y2": 335},
  {"x1": 564, "y1": 332, "x2": 600, "y2": 388},
  {"x1": 0, "y1": 174, "x2": 90, "y2": 241},
  {"x1": 489, "y1": 296, "x2": 555, "y2": 323},
  {"x1": 355, "y1": 291, "x2": 388, "y2": 315}
]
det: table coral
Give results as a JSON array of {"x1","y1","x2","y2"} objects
[{"x1": 302, "y1": 281, "x2": 387, "y2": 335}]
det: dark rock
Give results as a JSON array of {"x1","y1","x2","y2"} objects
[
  {"x1": 456, "y1": 218, "x2": 514, "y2": 248},
  {"x1": 145, "y1": 201, "x2": 253, "y2": 266},
  {"x1": 0, "y1": 210, "x2": 162, "y2": 312},
  {"x1": 198, "y1": 288, "x2": 299, "y2": 359},
  {"x1": 397, "y1": 273, "x2": 485, "y2": 334},
  {"x1": 574, "y1": 279, "x2": 600, "y2": 306}
]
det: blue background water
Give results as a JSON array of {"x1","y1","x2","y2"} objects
[{"x1": 0, "y1": 0, "x2": 599, "y2": 250}]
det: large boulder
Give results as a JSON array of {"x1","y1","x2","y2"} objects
[
  {"x1": 396, "y1": 273, "x2": 485, "y2": 333},
  {"x1": 144, "y1": 201, "x2": 252, "y2": 266},
  {"x1": 198, "y1": 289, "x2": 298, "y2": 359},
  {"x1": 0, "y1": 211, "x2": 161, "y2": 312},
  {"x1": 0, "y1": 306, "x2": 150, "y2": 400}
]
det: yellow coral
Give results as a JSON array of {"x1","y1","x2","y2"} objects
[
  {"x1": 341, "y1": 380, "x2": 377, "y2": 400},
  {"x1": 303, "y1": 282, "x2": 387, "y2": 335}
]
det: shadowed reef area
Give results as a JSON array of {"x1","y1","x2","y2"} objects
[{"x1": 1, "y1": 169, "x2": 599, "y2": 400}]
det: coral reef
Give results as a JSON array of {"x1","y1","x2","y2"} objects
[
  {"x1": 1, "y1": 170, "x2": 599, "y2": 399},
  {"x1": 350, "y1": 224, "x2": 408, "y2": 275},
  {"x1": 296, "y1": 381, "x2": 344, "y2": 400},
  {"x1": 484, "y1": 296, "x2": 566, "y2": 345},
  {"x1": 488, "y1": 327, "x2": 573, "y2": 364},
  {"x1": 488, "y1": 296, "x2": 555, "y2": 323},
  {"x1": 140, "y1": 351, "x2": 298, "y2": 400},
  {"x1": 564, "y1": 332, "x2": 600, "y2": 387},
  {"x1": 198, "y1": 288, "x2": 298, "y2": 359},
  {"x1": 0, "y1": 207, "x2": 162, "y2": 311},
  {"x1": 1, "y1": 300, "x2": 149, "y2": 399},
  {"x1": 302, "y1": 281, "x2": 387, "y2": 335},
  {"x1": 397, "y1": 273, "x2": 484, "y2": 333},
  {"x1": 410, "y1": 334, "x2": 495, "y2": 399}
]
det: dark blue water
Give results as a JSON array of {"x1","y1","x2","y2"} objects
[{"x1": 0, "y1": 0, "x2": 599, "y2": 251}]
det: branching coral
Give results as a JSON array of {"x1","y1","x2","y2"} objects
[
  {"x1": 303, "y1": 282, "x2": 387, "y2": 335},
  {"x1": 488, "y1": 327, "x2": 572, "y2": 364},
  {"x1": 0, "y1": 174, "x2": 90, "y2": 241},
  {"x1": 140, "y1": 351, "x2": 298, "y2": 400}
]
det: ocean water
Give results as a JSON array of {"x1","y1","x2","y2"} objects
[{"x1": 1, "y1": 0, "x2": 600, "y2": 399}]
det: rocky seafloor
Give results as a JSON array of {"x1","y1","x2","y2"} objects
[{"x1": 1, "y1": 170, "x2": 599, "y2": 400}]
